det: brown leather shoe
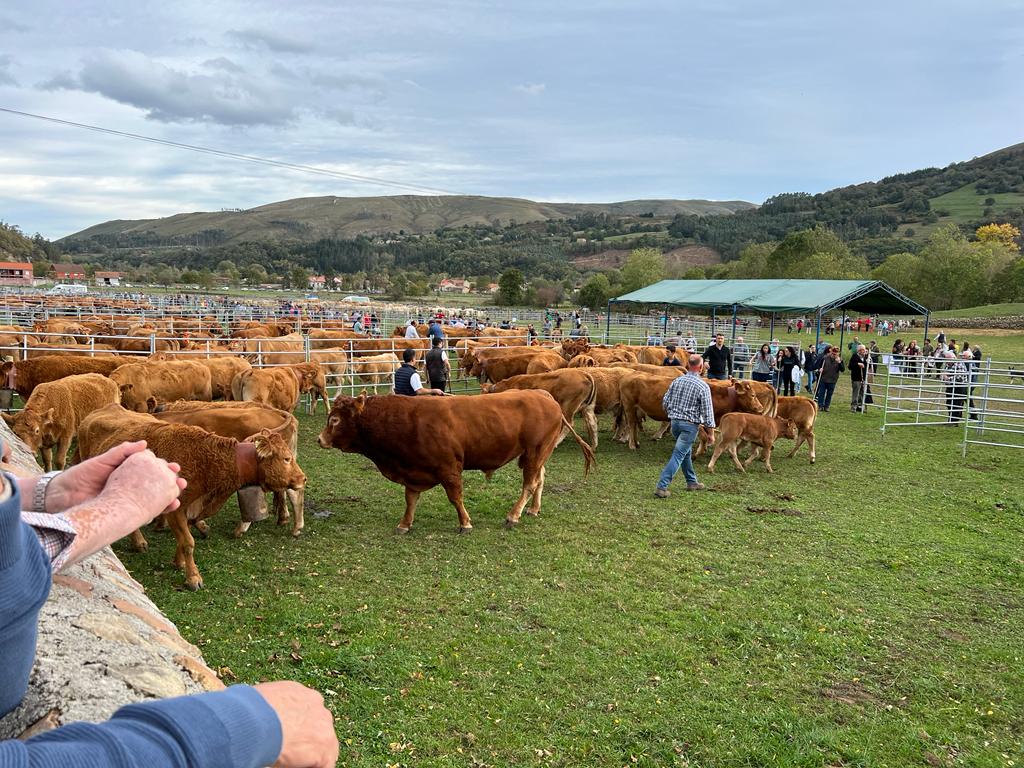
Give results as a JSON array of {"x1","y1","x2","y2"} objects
[
  {"x1": 686, "y1": 482, "x2": 706, "y2": 491},
  {"x1": 654, "y1": 488, "x2": 670, "y2": 498}
]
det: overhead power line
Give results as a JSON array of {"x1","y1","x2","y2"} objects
[{"x1": 0, "y1": 106, "x2": 459, "y2": 196}]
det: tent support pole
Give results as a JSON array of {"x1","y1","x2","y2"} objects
[
  {"x1": 815, "y1": 310, "x2": 821, "y2": 349},
  {"x1": 604, "y1": 300, "x2": 612, "y2": 345},
  {"x1": 922, "y1": 311, "x2": 930, "y2": 347},
  {"x1": 730, "y1": 304, "x2": 738, "y2": 346},
  {"x1": 662, "y1": 305, "x2": 669, "y2": 339},
  {"x1": 711, "y1": 306, "x2": 716, "y2": 341},
  {"x1": 769, "y1": 313, "x2": 775, "y2": 340},
  {"x1": 838, "y1": 306, "x2": 846, "y2": 354}
]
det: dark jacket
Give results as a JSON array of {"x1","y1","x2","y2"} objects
[
  {"x1": 849, "y1": 353, "x2": 868, "y2": 382},
  {"x1": 425, "y1": 348, "x2": 447, "y2": 386},
  {"x1": 818, "y1": 355, "x2": 845, "y2": 384},
  {"x1": 704, "y1": 344, "x2": 732, "y2": 376}
]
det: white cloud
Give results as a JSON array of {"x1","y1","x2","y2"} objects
[{"x1": 513, "y1": 82, "x2": 546, "y2": 95}]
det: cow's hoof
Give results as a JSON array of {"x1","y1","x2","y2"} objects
[
  {"x1": 395, "y1": 526, "x2": 411, "y2": 535},
  {"x1": 291, "y1": 529, "x2": 303, "y2": 538},
  {"x1": 525, "y1": 510, "x2": 539, "y2": 517},
  {"x1": 134, "y1": 542, "x2": 148, "y2": 553},
  {"x1": 458, "y1": 525, "x2": 473, "y2": 534},
  {"x1": 184, "y1": 580, "x2": 203, "y2": 591},
  {"x1": 810, "y1": 457, "x2": 816, "y2": 464},
  {"x1": 504, "y1": 519, "x2": 518, "y2": 529}
]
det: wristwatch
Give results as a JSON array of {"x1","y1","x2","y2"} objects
[{"x1": 33, "y1": 470, "x2": 62, "y2": 514}]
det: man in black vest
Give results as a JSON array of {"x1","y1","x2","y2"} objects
[
  {"x1": 394, "y1": 348, "x2": 448, "y2": 396},
  {"x1": 425, "y1": 337, "x2": 451, "y2": 392}
]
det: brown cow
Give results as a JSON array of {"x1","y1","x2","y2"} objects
[
  {"x1": 775, "y1": 396, "x2": 818, "y2": 463},
  {"x1": 706, "y1": 413, "x2": 797, "y2": 474},
  {"x1": 232, "y1": 362, "x2": 327, "y2": 412},
  {"x1": 482, "y1": 370, "x2": 598, "y2": 445},
  {"x1": 619, "y1": 372, "x2": 764, "y2": 450},
  {"x1": 150, "y1": 401, "x2": 304, "y2": 537},
  {"x1": 1, "y1": 355, "x2": 130, "y2": 400},
  {"x1": 318, "y1": 391, "x2": 595, "y2": 532},
  {"x1": 77, "y1": 404, "x2": 306, "y2": 589},
  {"x1": 150, "y1": 353, "x2": 251, "y2": 400},
  {"x1": 111, "y1": 361, "x2": 213, "y2": 412},
  {"x1": 3, "y1": 373, "x2": 120, "y2": 470},
  {"x1": 474, "y1": 348, "x2": 564, "y2": 384},
  {"x1": 350, "y1": 352, "x2": 400, "y2": 389}
]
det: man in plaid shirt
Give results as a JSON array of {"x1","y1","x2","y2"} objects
[{"x1": 656, "y1": 354, "x2": 715, "y2": 496}]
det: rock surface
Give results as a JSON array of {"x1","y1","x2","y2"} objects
[{"x1": 0, "y1": 420, "x2": 223, "y2": 741}]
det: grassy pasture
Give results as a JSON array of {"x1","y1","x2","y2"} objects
[
  {"x1": 928, "y1": 183, "x2": 1024, "y2": 224},
  {"x1": 116, "y1": 330, "x2": 1024, "y2": 767}
]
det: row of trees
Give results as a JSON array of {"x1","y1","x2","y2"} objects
[{"x1": 573, "y1": 224, "x2": 1024, "y2": 312}]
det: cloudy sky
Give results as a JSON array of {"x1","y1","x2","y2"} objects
[{"x1": 1, "y1": 0, "x2": 1023, "y2": 238}]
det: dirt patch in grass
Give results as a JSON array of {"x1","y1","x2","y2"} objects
[
  {"x1": 747, "y1": 506, "x2": 803, "y2": 517},
  {"x1": 820, "y1": 680, "x2": 881, "y2": 708}
]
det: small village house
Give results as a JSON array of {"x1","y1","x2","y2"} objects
[
  {"x1": 94, "y1": 270, "x2": 122, "y2": 287},
  {"x1": 0, "y1": 261, "x2": 35, "y2": 287},
  {"x1": 49, "y1": 263, "x2": 87, "y2": 282},
  {"x1": 438, "y1": 278, "x2": 471, "y2": 294}
]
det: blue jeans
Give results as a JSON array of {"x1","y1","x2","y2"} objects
[
  {"x1": 657, "y1": 420, "x2": 698, "y2": 490},
  {"x1": 707, "y1": 372, "x2": 729, "y2": 381},
  {"x1": 816, "y1": 381, "x2": 836, "y2": 410},
  {"x1": 806, "y1": 370, "x2": 815, "y2": 391}
]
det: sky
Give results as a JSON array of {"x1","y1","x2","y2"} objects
[{"x1": 1, "y1": 0, "x2": 1023, "y2": 239}]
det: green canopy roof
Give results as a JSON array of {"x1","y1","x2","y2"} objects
[{"x1": 611, "y1": 279, "x2": 927, "y2": 315}]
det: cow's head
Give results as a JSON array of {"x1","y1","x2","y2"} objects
[
  {"x1": 1, "y1": 360, "x2": 15, "y2": 389},
  {"x1": 698, "y1": 424, "x2": 716, "y2": 446},
  {"x1": 774, "y1": 417, "x2": 798, "y2": 440},
  {"x1": 249, "y1": 429, "x2": 306, "y2": 492},
  {"x1": 5, "y1": 407, "x2": 53, "y2": 452},
  {"x1": 732, "y1": 381, "x2": 767, "y2": 414},
  {"x1": 560, "y1": 338, "x2": 590, "y2": 360},
  {"x1": 118, "y1": 382, "x2": 148, "y2": 412},
  {"x1": 318, "y1": 393, "x2": 367, "y2": 450}
]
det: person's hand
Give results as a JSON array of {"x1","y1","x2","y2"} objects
[
  {"x1": 255, "y1": 681, "x2": 339, "y2": 768},
  {"x1": 60, "y1": 449, "x2": 186, "y2": 567},
  {"x1": 43, "y1": 440, "x2": 150, "y2": 513}
]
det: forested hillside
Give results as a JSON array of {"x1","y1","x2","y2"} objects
[{"x1": 18, "y1": 141, "x2": 1024, "y2": 311}]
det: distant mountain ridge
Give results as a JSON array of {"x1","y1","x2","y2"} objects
[{"x1": 63, "y1": 195, "x2": 756, "y2": 244}]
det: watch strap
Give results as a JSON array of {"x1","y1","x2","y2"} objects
[{"x1": 33, "y1": 470, "x2": 62, "y2": 513}]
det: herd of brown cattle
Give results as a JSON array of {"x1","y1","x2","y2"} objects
[{"x1": 0, "y1": 312, "x2": 819, "y2": 589}]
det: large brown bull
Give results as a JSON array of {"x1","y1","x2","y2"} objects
[{"x1": 317, "y1": 391, "x2": 595, "y2": 532}]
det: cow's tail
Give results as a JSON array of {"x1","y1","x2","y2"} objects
[
  {"x1": 763, "y1": 385, "x2": 778, "y2": 417},
  {"x1": 560, "y1": 414, "x2": 596, "y2": 476}
]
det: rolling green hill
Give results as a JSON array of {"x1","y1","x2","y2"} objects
[{"x1": 62, "y1": 195, "x2": 756, "y2": 245}]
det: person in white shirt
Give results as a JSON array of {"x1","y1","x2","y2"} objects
[{"x1": 404, "y1": 320, "x2": 419, "y2": 339}]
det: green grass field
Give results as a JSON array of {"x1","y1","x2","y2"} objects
[
  {"x1": 115, "y1": 330, "x2": 1024, "y2": 767},
  {"x1": 929, "y1": 183, "x2": 1024, "y2": 224}
]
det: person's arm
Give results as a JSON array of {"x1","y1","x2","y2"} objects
[
  {"x1": 702, "y1": 387, "x2": 716, "y2": 429},
  {"x1": 0, "y1": 476, "x2": 53, "y2": 718},
  {"x1": 410, "y1": 371, "x2": 446, "y2": 396},
  {"x1": 1, "y1": 686, "x2": 283, "y2": 768}
]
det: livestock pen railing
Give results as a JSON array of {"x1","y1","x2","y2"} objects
[
  {"x1": 880, "y1": 357, "x2": 1024, "y2": 455},
  {"x1": 0, "y1": 327, "x2": 809, "y2": 417}
]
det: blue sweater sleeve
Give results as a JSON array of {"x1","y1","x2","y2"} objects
[
  {"x1": 0, "y1": 481, "x2": 53, "y2": 719},
  {"x1": 0, "y1": 685, "x2": 282, "y2": 768}
]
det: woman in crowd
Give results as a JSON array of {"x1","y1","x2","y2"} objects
[
  {"x1": 751, "y1": 343, "x2": 775, "y2": 383},
  {"x1": 778, "y1": 345, "x2": 799, "y2": 396}
]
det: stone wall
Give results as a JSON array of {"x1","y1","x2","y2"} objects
[
  {"x1": 932, "y1": 316, "x2": 1024, "y2": 331},
  {"x1": 0, "y1": 422, "x2": 223, "y2": 741}
]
